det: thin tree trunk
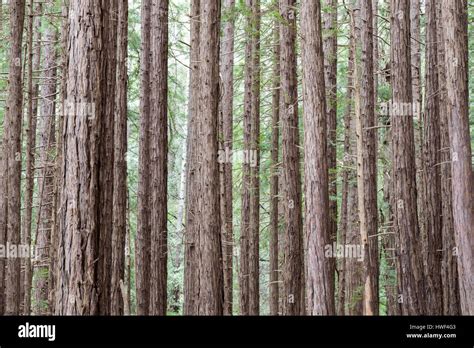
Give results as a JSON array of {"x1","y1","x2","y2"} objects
[
  {"x1": 0, "y1": 0, "x2": 4, "y2": 312},
  {"x1": 410, "y1": 0, "x2": 424, "y2": 257},
  {"x1": 442, "y1": 0, "x2": 474, "y2": 315},
  {"x1": 279, "y1": 0, "x2": 304, "y2": 315},
  {"x1": 219, "y1": 0, "x2": 235, "y2": 316},
  {"x1": 269, "y1": 13, "x2": 280, "y2": 316},
  {"x1": 421, "y1": 0, "x2": 442, "y2": 315},
  {"x1": 149, "y1": 0, "x2": 169, "y2": 316},
  {"x1": 48, "y1": 2, "x2": 69, "y2": 315},
  {"x1": 97, "y1": 0, "x2": 118, "y2": 315},
  {"x1": 111, "y1": 0, "x2": 128, "y2": 316},
  {"x1": 136, "y1": 0, "x2": 152, "y2": 316},
  {"x1": 322, "y1": 0, "x2": 337, "y2": 307},
  {"x1": 337, "y1": 14, "x2": 354, "y2": 314},
  {"x1": 355, "y1": 0, "x2": 379, "y2": 316},
  {"x1": 183, "y1": 0, "x2": 200, "y2": 315},
  {"x1": 248, "y1": 0, "x2": 261, "y2": 316},
  {"x1": 343, "y1": 11, "x2": 363, "y2": 316},
  {"x1": 3, "y1": 0, "x2": 26, "y2": 315},
  {"x1": 23, "y1": 0, "x2": 42, "y2": 315},
  {"x1": 240, "y1": 0, "x2": 252, "y2": 315},
  {"x1": 33, "y1": 23, "x2": 57, "y2": 316}
]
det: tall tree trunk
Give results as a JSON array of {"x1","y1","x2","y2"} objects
[
  {"x1": 55, "y1": 0, "x2": 106, "y2": 315},
  {"x1": 3, "y1": 0, "x2": 26, "y2": 315},
  {"x1": 269, "y1": 13, "x2": 280, "y2": 316},
  {"x1": 343, "y1": 11, "x2": 363, "y2": 315},
  {"x1": 436, "y1": 0, "x2": 460, "y2": 316},
  {"x1": 421, "y1": 0, "x2": 442, "y2": 315},
  {"x1": 322, "y1": 0, "x2": 337, "y2": 308},
  {"x1": 111, "y1": 0, "x2": 128, "y2": 316},
  {"x1": 390, "y1": 0, "x2": 426, "y2": 315},
  {"x1": 97, "y1": 0, "x2": 118, "y2": 315},
  {"x1": 0, "y1": 0, "x2": 4, "y2": 312},
  {"x1": 183, "y1": 0, "x2": 200, "y2": 315},
  {"x1": 248, "y1": 0, "x2": 261, "y2": 316},
  {"x1": 337, "y1": 14, "x2": 354, "y2": 314},
  {"x1": 23, "y1": 0, "x2": 42, "y2": 315},
  {"x1": 239, "y1": 0, "x2": 252, "y2": 315},
  {"x1": 136, "y1": 0, "x2": 152, "y2": 316},
  {"x1": 301, "y1": 0, "x2": 334, "y2": 316},
  {"x1": 279, "y1": 0, "x2": 304, "y2": 315},
  {"x1": 48, "y1": 2, "x2": 69, "y2": 314},
  {"x1": 184, "y1": 0, "x2": 224, "y2": 315},
  {"x1": 219, "y1": 0, "x2": 235, "y2": 316},
  {"x1": 149, "y1": 0, "x2": 169, "y2": 316},
  {"x1": 410, "y1": 0, "x2": 424, "y2": 257},
  {"x1": 33, "y1": 24, "x2": 58, "y2": 316},
  {"x1": 0, "y1": 0, "x2": 6, "y2": 308},
  {"x1": 442, "y1": 0, "x2": 474, "y2": 315},
  {"x1": 355, "y1": 0, "x2": 379, "y2": 315}
]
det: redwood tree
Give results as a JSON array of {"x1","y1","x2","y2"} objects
[
  {"x1": 301, "y1": 0, "x2": 334, "y2": 315},
  {"x1": 442, "y1": 0, "x2": 474, "y2": 315},
  {"x1": 279, "y1": 0, "x2": 304, "y2": 315}
]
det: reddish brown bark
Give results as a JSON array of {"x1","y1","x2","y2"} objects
[
  {"x1": 219, "y1": 0, "x2": 235, "y2": 316},
  {"x1": 442, "y1": 0, "x2": 474, "y2": 315},
  {"x1": 279, "y1": 0, "x2": 304, "y2": 315},
  {"x1": 111, "y1": 0, "x2": 128, "y2": 316},
  {"x1": 136, "y1": 0, "x2": 152, "y2": 315},
  {"x1": 301, "y1": 0, "x2": 334, "y2": 315},
  {"x1": 390, "y1": 0, "x2": 426, "y2": 315}
]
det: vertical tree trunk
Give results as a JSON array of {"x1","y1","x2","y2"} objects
[
  {"x1": 183, "y1": 0, "x2": 200, "y2": 315},
  {"x1": 55, "y1": 0, "x2": 105, "y2": 315},
  {"x1": 248, "y1": 0, "x2": 261, "y2": 316},
  {"x1": 436, "y1": 0, "x2": 460, "y2": 316},
  {"x1": 421, "y1": 0, "x2": 442, "y2": 315},
  {"x1": 337, "y1": 17, "x2": 354, "y2": 314},
  {"x1": 48, "y1": 2, "x2": 69, "y2": 314},
  {"x1": 410, "y1": 0, "x2": 424, "y2": 251},
  {"x1": 279, "y1": 0, "x2": 304, "y2": 315},
  {"x1": 97, "y1": 0, "x2": 118, "y2": 315},
  {"x1": 33, "y1": 24, "x2": 58, "y2": 315},
  {"x1": 269, "y1": 13, "x2": 280, "y2": 316},
  {"x1": 23, "y1": 0, "x2": 42, "y2": 315},
  {"x1": 390, "y1": 0, "x2": 426, "y2": 315},
  {"x1": 239, "y1": 0, "x2": 252, "y2": 315},
  {"x1": 322, "y1": 0, "x2": 337, "y2": 307},
  {"x1": 355, "y1": 0, "x2": 379, "y2": 315},
  {"x1": 442, "y1": 0, "x2": 474, "y2": 315},
  {"x1": 0, "y1": 139, "x2": 5, "y2": 316},
  {"x1": 343, "y1": 12, "x2": 363, "y2": 315},
  {"x1": 3, "y1": 0, "x2": 26, "y2": 315},
  {"x1": 219, "y1": 0, "x2": 235, "y2": 316},
  {"x1": 111, "y1": 0, "x2": 128, "y2": 316},
  {"x1": 301, "y1": 0, "x2": 334, "y2": 316},
  {"x1": 184, "y1": 0, "x2": 224, "y2": 315},
  {"x1": 0, "y1": 0, "x2": 6, "y2": 308},
  {"x1": 0, "y1": 0, "x2": 4, "y2": 311},
  {"x1": 149, "y1": 0, "x2": 169, "y2": 316},
  {"x1": 136, "y1": 0, "x2": 152, "y2": 316}
]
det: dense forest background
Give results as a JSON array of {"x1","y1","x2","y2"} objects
[{"x1": 0, "y1": 0, "x2": 473, "y2": 316}]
